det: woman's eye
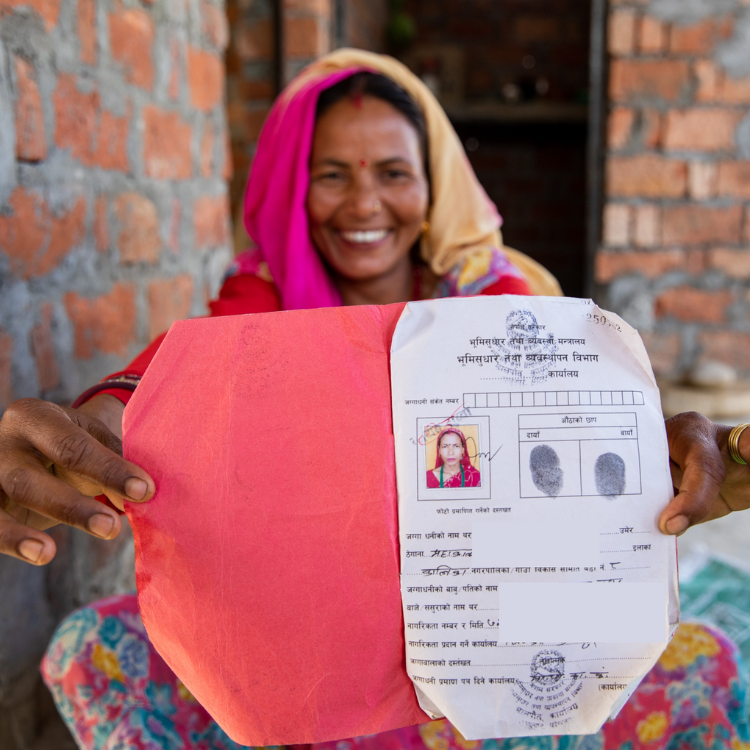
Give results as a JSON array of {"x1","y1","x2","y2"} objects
[
  {"x1": 382, "y1": 169, "x2": 411, "y2": 181},
  {"x1": 316, "y1": 171, "x2": 347, "y2": 183}
]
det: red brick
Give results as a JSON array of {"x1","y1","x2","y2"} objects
[
  {"x1": 94, "y1": 196, "x2": 108, "y2": 252},
  {"x1": 187, "y1": 47, "x2": 224, "y2": 111},
  {"x1": 237, "y1": 19, "x2": 273, "y2": 61},
  {"x1": 717, "y1": 162, "x2": 750, "y2": 199},
  {"x1": 708, "y1": 248, "x2": 750, "y2": 278},
  {"x1": 148, "y1": 274, "x2": 194, "y2": 339},
  {"x1": 608, "y1": 9, "x2": 636, "y2": 56},
  {"x1": 656, "y1": 286, "x2": 732, "y2": 323},
  {"x1": 14, "y1": 57, "x2": 46, "y2": 162},
  {"x1": 634, "y1": 204, "x2": 661, "y2": 247},
  {"x1": 193, "y1": 193, "x2": 229, "y2": 247},
  {"x1": 200, "y1": 120, "x2": 214, "y2": 177},
  {"x1": 221, "y1": 128, "x2": 232, "y2": 180},
  {"x1": 640, "y1": 332, "x2": 680, "y2": 376},
  {"x1": 64, "y1": 283, "x2": 137, "y2": 359},
  {"x1": 53, "y1": 74, "x2": 97, "y2": 162},
  {"x1": 595, "y1": 249, "x2": 683, "y2": 283},
  {"x1": 1, "y1": 0, "x2": 60, "y2": 30},
  {"x1": 662, "y1": 205, "x2": 743, "y2": 245},
  {"x1": 240, "y1": 78, "x2": 274, "y2": 100},
  {"x1": 513, "y1": 16, "x2": 558, "y2": 42},
  {"x1": 0, "y1": 331, "x2": 12, "y2": 408},
  {"x1": 142, "y1": 105, "x2": 193, "y2": 180},
  {"x1": 686, "y1": 249, "x2": 707, "y2": 275},
  {"x1": 168, "y1": 38, "x2": 181, "y2": 100},
  {"x1": 609, "y1": 59, "x2": 690, "y2": 102},
  {"x1": 670, "y1": 19, "x2": 718, "y2": 55},
  {"x1": 284, "y1": 0, "x2": 330, "y2": 14},
  {"x1": 719, "y1": 74, "x2": 750, "y2": 104},
  {"x1": 29, "y1": 302, "x2": 59, "y2": 392},
  {"x1": 688, "y1": 161, "x2": 717, "y2": 200},
  {"x1": 285, "y1": 16, "x2": 326, "y2": 58},
  {"x1": 47, "y1": 196, "x2": 86, "y2": 265},
  {"x1": 246, "y1": 107, "x2": 269, "y2": 141},
  {"x1": 0, "y1": 188, "x2": 85, "y2": 278},
  {"x1": 695, "y1": 60, "x2": 719, "y2": 102},
  {"x1": 77, "y1": 0, "x2": 96, "y2": 65},
  {"x1": 109, "y1": 6, "x2": 154, "y2": 91},
  {"x1": 113, "y1": 192, "x2": 160, "y2": 264},
  {"x1": 607, "y1": 107, "x2": 634, "y2": 149},
  {"x1": 642, "y1": 109, "x2": 662, "y2": 148},
  {"x1": 607, "y1": 154, "x2": 687, "y2": 198},
  {"x1": 698, "y1": 330, "x2": 750, "y2": 371},
  {"x1": 52, "y1": 74, "x2": 129, "y2": 169},
  {"x1": 664, "y1": 109, "x2": 742, "y2": 152},
  {"x1": 639, "y1": 15, "x2": 666, "y2": 53},
  {"x1": 201, "y1": 0, "x2": 228, "y2": 48},
  {"x1": 96, "y1": 104, "x2": 130, "y2": 171},
  {"x1": 602, "y1": 204, "x2": 631, "y2": 247}
]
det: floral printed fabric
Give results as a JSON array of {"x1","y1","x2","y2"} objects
[{"x1": 42, "y1": 595, "x2": 749, "y2": 750}]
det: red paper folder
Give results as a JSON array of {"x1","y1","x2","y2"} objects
[{"x1": 123, "y1": 304, "x2": 431, "y2": 746}]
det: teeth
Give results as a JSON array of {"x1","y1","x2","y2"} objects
[{"x1": 341, "y1": 230, "x2": 389, "y2": 244}]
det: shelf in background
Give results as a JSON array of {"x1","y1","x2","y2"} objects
[{"x1": 444, "y1": 101, "x2": 589, "y2": 124}]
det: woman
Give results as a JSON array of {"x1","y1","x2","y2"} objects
[
  {"x1": 0, "y1": 49, "x2": 749, "y2": 749},
  {"x1": 427, "y1": 427, "x2": 481, "y2": 488}
]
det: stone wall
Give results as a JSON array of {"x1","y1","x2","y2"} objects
[
  {"x1": 597, "y1": 0, "x2": 750, "y2": 377},
  {"x1": 0, "y1": 0, "x2": 232, "y2": 746}
]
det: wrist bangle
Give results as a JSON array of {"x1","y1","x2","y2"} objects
[
  {"x1": 72, "y1": 375, "x2": 142, "y2": 409},
  {"x1": 727, "y1": 423, "x2": 750, "y2": 466}
]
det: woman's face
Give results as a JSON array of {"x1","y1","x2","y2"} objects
[
  {"x1": 438, "y1": 433, "x2": 464, "y2": 468},
  {"x1": 307, "y1": 95, "x2": 429, "y2": 284}
]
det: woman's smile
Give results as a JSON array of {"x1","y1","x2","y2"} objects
[{"x1": 335, "y1": 227, "x2": 394, "y2": 248}]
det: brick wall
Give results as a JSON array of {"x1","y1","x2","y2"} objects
[
  {"x1": 0, "y1": 0, "x2": 231, "y2": 745},
  {"x1": 225, "y1": 0, "x2": 388, "y2": 246},
  {"x1": 597, "y1": 0, "x2": 750, "y2": 377}
]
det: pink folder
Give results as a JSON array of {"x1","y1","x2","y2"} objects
[{"x1": 123, "y1": 304, "x2": 431, "y2": 746}]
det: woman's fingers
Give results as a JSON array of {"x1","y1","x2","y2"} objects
[
  {"x1": 0, "y1": 457, "x2": 122, "y2": 539},
  {"x1": 0, "y1": 503, "x2": 57, "y2": 564},
  {"x1": 659, "y1": 412, "x2": 728, "y2": 535},
  {"x1": 0, "y1": 399, "x2": 154, "y2": 504}
]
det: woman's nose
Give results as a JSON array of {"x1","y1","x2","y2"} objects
[{"x1": 347, "y1": 177, "x2": 381, "y2": 218}]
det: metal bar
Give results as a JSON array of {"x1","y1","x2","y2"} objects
[
  {"x1": 272, "y1": 0, "x2": 284, "y2": 95},
  {"x1": 585, "y1": 0, "x2": 609, "y2": 299}
]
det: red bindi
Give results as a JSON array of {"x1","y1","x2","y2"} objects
[{"x1": 359, "y1": 159, "x2": 368, "y2": 168}]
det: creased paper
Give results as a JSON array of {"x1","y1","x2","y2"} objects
[{"x1": 391, "y1": 296, "x2": 678, "y2": 739}]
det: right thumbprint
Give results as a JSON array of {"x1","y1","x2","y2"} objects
[
  {"x1": 530, "y1": 444, "x2": 564, "y2": 497},
  {"x1": 595, "y1": 452, "x2": 626, "y2": 497}
]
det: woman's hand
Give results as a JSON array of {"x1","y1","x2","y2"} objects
[
  {"x1": 660, "y1": 412, "x2": 750, "y2": 535},
  {"x1": 0, "y1": 396, "x2": 154, "y2": 565}
]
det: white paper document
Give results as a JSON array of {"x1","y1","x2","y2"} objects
[{"x1": 391, "y1": 296, "x2": 679, "y2": 739}]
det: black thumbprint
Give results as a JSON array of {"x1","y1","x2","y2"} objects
[
  {"x1": 595, "y1": 452, "x2": 626, "y2": 497},
  {"x1": 530, "y1": 444, "x2": 563, "y2": 497}
]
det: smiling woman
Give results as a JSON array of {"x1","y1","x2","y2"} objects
[{"x1": 307, "y1": 74, "x2": 431, "y2": 305}]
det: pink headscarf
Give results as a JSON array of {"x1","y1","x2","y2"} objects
[{"x1": 243, "y1": 68, "x2": 363, "y2": 310}]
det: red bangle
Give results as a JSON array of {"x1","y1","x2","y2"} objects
[{"x1": 72, "y1": 375, "x2": 142, "y2": 409}]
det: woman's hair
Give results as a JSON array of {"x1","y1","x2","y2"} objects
[{"x1": 316, "y1": 71, "x2": 429, "y2": 173}]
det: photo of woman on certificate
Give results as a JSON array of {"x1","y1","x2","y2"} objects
[{"x1": 426, "y1": 426, "x2": 481, "y2": 488}]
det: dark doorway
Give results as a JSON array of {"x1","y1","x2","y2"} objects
[
  {"x1": 400, "y1": 0, "x2": 594, "y2": 297},
  {"x1": 454, "y1": 120, "x2": 588, "y2": 297}
]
